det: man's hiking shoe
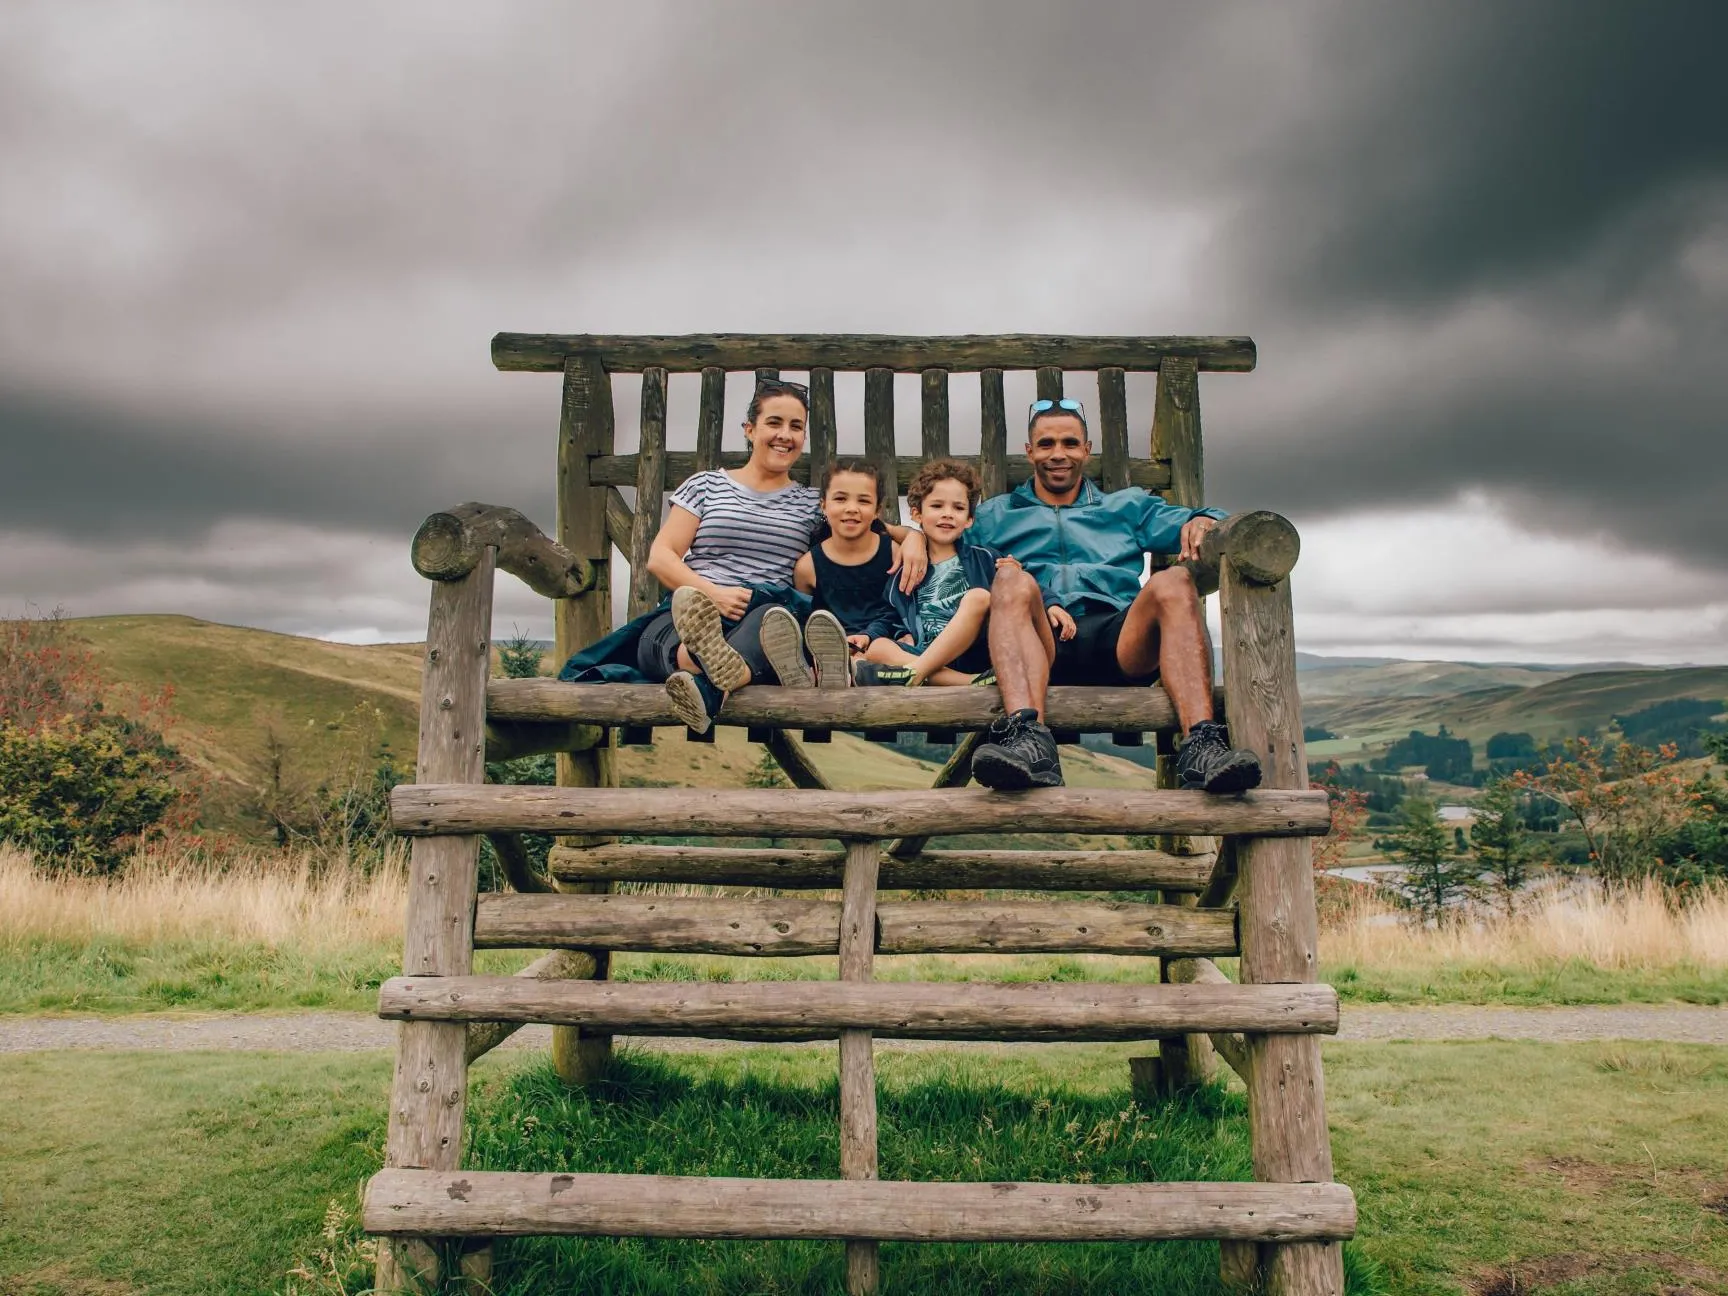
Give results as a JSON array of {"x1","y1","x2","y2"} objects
[
  {"x1": 971, "y1": 707, "x2": 1064, "y2": 790},
  {"x1": 803, "y1": 610, "x2": 851, "y2": 689},
  {"x1": 853, "y1": 661, "x2": 919, "y2": 686},
  {"x1": 670, "y1": 586, "x2": 751, "y2": 691},
  {"x1": 758, "y1": 606, "x2": 813, "y2": 688},
  {"x1": 665, "y1": 670, "x2": 726, "y2": 734},
  {"x1": 1176, "y1": 720, "x2": 1263, "y2": 794}
]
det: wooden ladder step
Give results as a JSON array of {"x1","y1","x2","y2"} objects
[
  {"x1": 377, "y1": 977, "x2": 1337, "y2": 1041},
  {"x1": 547, "y1": 844, "x2": 1218, "y2": 891},
  {"x1": 487, "y1": 680, "x2": 1191, "y2": 734},
  {"x1": 365, "y1": 1169, "x2": 1355, "y2": 1242},
  {"x1": 474, "y1": 894, "x2": 1239, "y2": 958},
  {"x1": 391, "y1": 785, "x2": 1330, "y2": 840}
]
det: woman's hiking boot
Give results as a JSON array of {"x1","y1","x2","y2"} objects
[
  {"x1": 665, "y1": 670, "x2": 725, "y2": 734},
  {"x1": 1175, "y1": 720, "x2": 1263, "y2": 794},
  {"x1": 853, "y1": 662, "x2": 918, "y2": 686},
  {"x1": 803, "y1": 610, "x2": 851, "y2": 689},
  {"x1": 971, "y1": 707, "x2": 1063, "y2": 790},
  {"x1": 670, "y1": 586, "x2": 751, "y2": 691},
  {"x1": 758, "y1": 606, "x2": 813, "y2": 687}
]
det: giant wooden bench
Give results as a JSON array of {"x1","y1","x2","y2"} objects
[{"x1": 366, "y1": 333, "x2": 1350, "y2": 1295}]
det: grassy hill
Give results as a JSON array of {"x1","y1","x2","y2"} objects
[{"x1": 69, "y1": 614, "x2": 1157, "y2": 837}]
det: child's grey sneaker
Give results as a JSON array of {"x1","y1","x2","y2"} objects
[
  {"x1": 803, "y1": 610, "x2": 852, "y2": 689},
  {"x1": 665, "y1": 669, "x2": 725, "y2": 734},
  {"x1": 670, "y1": 585, "x2": 751, "y2": 692},
  {"x1": 758, "y1": 606, "x2": 813, "y2": 688}
]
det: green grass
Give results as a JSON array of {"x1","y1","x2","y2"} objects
[{"x1": 3, "y1": 1042, "x2": 1727, "y2": 1295}]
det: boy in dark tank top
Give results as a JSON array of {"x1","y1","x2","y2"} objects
[{"x1": 793, "y1": 460, "x2": 901, "y2": 688}]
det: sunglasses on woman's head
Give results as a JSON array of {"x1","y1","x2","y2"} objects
[
  {"x1": 1028, "y1": 397, "x2": 1087, "y2": 425},
  {"x1": 756, "y1": 378, "x2": 810, "y2": 398}
]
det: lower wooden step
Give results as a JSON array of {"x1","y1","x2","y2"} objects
[
  {"x1": 364, "y1": 1170, "x2": 1356, "y2": 1242},
  {"x1": 377, "y1": 977, "x2": 1337, "y2": 1041}
]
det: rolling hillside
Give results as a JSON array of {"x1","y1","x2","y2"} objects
[{"x1": 69, "y1": 615, "x2": 1156, "y2": 837}]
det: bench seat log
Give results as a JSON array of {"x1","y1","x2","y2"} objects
[
  {"x1": 377, "y1": 977, "x2": 1338, "y2": 1041},
  {"x1": 547, "y1": 844, "x2": 1217, "y2": 891},
  {"x1": 492, "y1": 332, "x2": 1258, "y2": 374},
  {"x1": 366, "y1": 1171, "x2": 1351, "y2": 1243},
  {"x1": 473, "y1": 894, "x2": 1238, "y2": 957},
  {"x1": 486, "y1": 680, "x2": 1210, "y2": 733},
  {"x1": 392, "y1": 785, "x2": 1331, "y2": 840}
]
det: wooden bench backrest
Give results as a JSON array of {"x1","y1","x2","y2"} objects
[{"x1": 493, "y1": 331, "x2": 1254, "y2": 625}]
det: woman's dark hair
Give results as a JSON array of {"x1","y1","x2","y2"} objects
[
  {"x1": 746, "y1": 378, "x2": 810, "y2": 426},
  {"x1": 820, "y1": 457, "x2": 886, "y2": 502}
]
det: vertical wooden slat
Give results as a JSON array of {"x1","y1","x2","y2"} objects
[
  {"x1": 553, "y1": 353, "x2": 617, "y2": 1088},
  {"x1": 376, "y1": 551, "x2": 494, "y2": 1294},
  {"x1": 979, "y1": 369, "x2": 1008, "y2": 500},
  {"x1": 1035, "y1": 366, "x2": 1064, "y2": 402},
  {"x1": 1222, "y1": 555, "x2": 1342, "y2": 1296},
  {"x1": 756, "y1": 365, "x2": 780, "y2": 383},
  {"x1": 628, "y1": 367, "x2": 668, "y2": 619},
  {"x1": 838, "y1": 838, "x2": 882, "y2": 1295},
  {"x1": 1098, "y1": 366, "x2": 1130, "y2": 493},
  {"x1": 863, "y1": 368, "x2": 898, "y2": 522},
  {"x1": 1152, "y1": 355, "x2": 1202, "y2": 506},
  {"x1": 695, "y1": 366, "x2": 725, "y2": 473},
  {"x1": 920, "y1": 368, "x2": 950, "y2": 459},
  {"x1": 809, "y1": 367, "x2": 837, "y2": 490}
]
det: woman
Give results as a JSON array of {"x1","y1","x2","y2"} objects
[{"x1": 643, "y1": 377, "x2": 925, "y2": 731}]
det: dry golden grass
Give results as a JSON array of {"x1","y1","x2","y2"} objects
[
  {"x1": 0, "y1": 841, "x2": 407, "y2": 952},
  {"x1": 1320, "y1": 878, "x2": 1728, "y2": 971}
]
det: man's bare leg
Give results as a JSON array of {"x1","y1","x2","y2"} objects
[
  {"x1": 988, "y1": 566, "x2": 1056, "y2": 718},
  {"x1": 1115, "y1": 565, "x2": 1211, "y2": 733}
]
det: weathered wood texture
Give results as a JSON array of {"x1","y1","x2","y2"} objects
[
  {"x1": 1097, "y1": 367, "x2": 1130, "y2": 492},
  {"x1": 377, "y1": 555, "x2": 493, "y2": 1294},
  {"x1": 763, "y1": 729, "x2": 830, "y2": 791},
  {"x1": 392, "y1": 785, "x2": 1331, "y2": 840},
  {"x1": 979, "y1": 369, "x2": 1008, "y2": 498},
  {"x1": 695, "y1": 366, "x2": 725, "y2": 472},
  {"x1": 604, "y1": 486, "x2": 634, "y2": 557},
  {"x1": 484, "y1": 832, "x2": 554, "y2": 894},
  {"x1": 1165, "y1": 955, "x2": 1250, "y2": 1080},
  {"x1": 486, "y1": 680, "x2": 1205, "y2": 732},
  {"x1": 586, "y1": 450, "x2": 1171, "y2": 493},
  {"x1": 483, "y1": 719, "x2": 604, "y2": 763},
  {"x1": 920, "y1": 368, "x2": 949, "y2": 459},
  {"x1": 863, "y1": 368, "x2": 898, "y2": 522},
  {"x1": 465, "y1": 949, "x2": 598, "y2": 1065},
  {"x1": 377, "y1": 977, "x2": 1340, "y2": 1041},
  {"x1": 886, "y1": 730, "x2": 982, "y2": 859},
  {"x1": 808, "y1": 367, "x2": 837, "y2": 489},
  {"x1": 1187, "y1": 509, "x2": 1301, "y2": 597},
  {"x1": 410, "y1": 503, "x2": 597, "y2": 599},
  {"x1": 366, "y1": 1171, "x2": 1352, "y2": 1242},
  {"x1": 493, "y1": 333, "x2": 1258, "y2": 374},
  {"x1": 1221, "y1": 546, "x2": 1342, "y2": 1296},
  {"x1": 838, "y1": 839, "x2": 880, "y2": 1294},
  {"x1": 547, "y1": 844, "x2": 1217, "y2": 891},
  {"x1": 472, "y1": 894, "x2": 1237, "y2": 957},
  {"x1": 1035, "y1": 366, "x2": 1064, "y2": 401},
  {"x1": 627, "y1": 367, "x2": 667, "y2": 617},
  {"x1": 1152, "y1": 354, "x2": 1203, "y2": 509}
]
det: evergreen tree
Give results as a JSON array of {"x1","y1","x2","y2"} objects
[
  {"x1": 1384, "y1": 797, "x2": 1478, "y2": 925},
  {"x1": 1471, "y1": 778, "x2": 1534, "y2": 914}
]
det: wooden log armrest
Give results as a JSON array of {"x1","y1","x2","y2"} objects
[{"x1": 413, "y1": 502, "x2": 600, "y2": 598}]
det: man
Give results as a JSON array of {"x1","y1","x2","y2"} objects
[{"x1": 962, "y1": 397, "x2": 1264, "y2": 793}]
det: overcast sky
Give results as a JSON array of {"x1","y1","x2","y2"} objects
[{"x1": 3, "y1": 1, "x2": 1726, "y2": 663}]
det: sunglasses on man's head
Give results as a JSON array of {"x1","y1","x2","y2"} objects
[{"x1": 1028, "y1": 397, "x2": 1087, "y2": 425}]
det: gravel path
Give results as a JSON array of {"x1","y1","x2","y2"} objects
[{"x1": 1, "y1": 1004, "x2": 1724, "y2": 1054}]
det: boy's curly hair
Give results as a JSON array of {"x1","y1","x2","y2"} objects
[{"x1": 907, "y1": 457, "x2": 981, "y2": 516}]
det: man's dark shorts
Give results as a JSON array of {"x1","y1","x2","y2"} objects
[{"x1": 1050, "y1": 607, "x2": 1157, "y2": 686}]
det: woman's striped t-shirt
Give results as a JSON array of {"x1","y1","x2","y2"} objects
[{"x1": 668, "y1": 470, "x2": 823, "y2": 588}]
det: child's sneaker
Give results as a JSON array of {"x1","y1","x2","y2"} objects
[
  {"x1": 670, "y1": 586, "x2": 751, "y2": 691},
  {"x1": 665, "y1": 670, "x2": 725, "y2": 734},
  {"x1": 758, "y1": 606, "x2": 813, "y2": 688},
  {"x1": 803, "y1": 610, "x2": 852, "y2": 690},
  {"x1": 969, "y1": 668, "x2": 998, "y2": 687},
  {"x1": 853, "y1": 662, "x2": 918, "y2": 686}
]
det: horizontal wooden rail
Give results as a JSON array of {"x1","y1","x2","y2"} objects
[
  {"x1": 487, "y1": 681, "x2": 1207, "y2": 734},
  {"x1": 377, "y1": 977, "x2": 1338, "y2": 1040},
  {"x1": 588, "y1": 451, "x2": 1169, "y2": 493},
  {"x1": 392, "y1": 785, "x2": 1332, "y2": 840},
  {"x1": 547, "y1": 844, "x2": 1217, "y2": 891},
  {"x1": 492, "y1": 333, "x2": 1258, "y2": 374},
  {"x1": 1166, "y1": 956, "x2": 1251, "y2": 1081},
  {"x1": 366, "y1": 1170, "x2": 1352, "y2": 1242},
  {"x1": 474, "y1": 894, "x2": 1238, "y2": 957}
]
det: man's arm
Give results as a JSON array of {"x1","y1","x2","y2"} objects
[{"x1": 1135, "y1": 492, "x2": 1227, "y2": 558}]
